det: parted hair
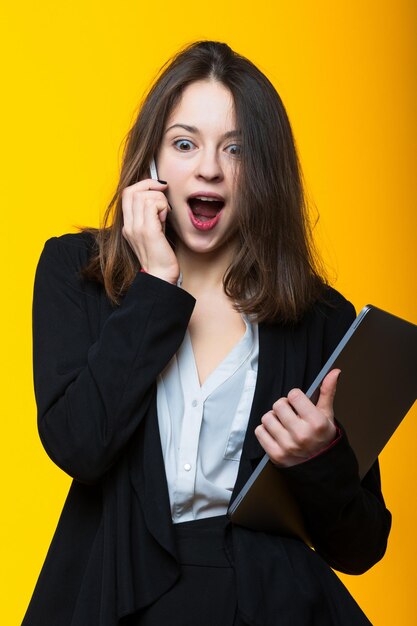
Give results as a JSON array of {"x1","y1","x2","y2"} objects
[{"x1": 82, "y1": 40, "x2": 327, "y2": 323}]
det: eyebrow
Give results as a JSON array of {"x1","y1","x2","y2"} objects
[{"x1": 164, "y1": 123, "x2": 241, "y2": 139}]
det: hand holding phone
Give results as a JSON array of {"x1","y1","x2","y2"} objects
[{"x1": 121, "y1": 161, "x2": 179, "y2": 284}]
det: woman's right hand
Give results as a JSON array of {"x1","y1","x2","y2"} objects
[{"x1": 121, "y1": 179, "x2": 180, "y2": 284}]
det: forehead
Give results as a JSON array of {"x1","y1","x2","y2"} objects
[{"x1": 166, "y1": 80, "x2": 236, "y2": 132}]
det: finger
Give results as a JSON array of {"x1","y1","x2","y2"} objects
[
  {"x1": 129, "y1": 191, "x2": 167, "y2": 229},
  {"x1": 285, "y1": 387, "x2": 318, "y2": 423},
  {"x1": 142, "y1": 195, "x2": 170, "y2": 230},
  {"x1": 122, "y1": 180, "x2": 167, "y2": 213},
  {"x1": 260, "y1": 410, "x2": 307, "y2": 456},
  {"x1": 155, "y1": 201, "x2": 170, "y2": 224},
  {"x1": 122, "y1": 181, "x2": 169, "y2": 232},
  {"x1": 284, "y1": 386, "x2": 337, "y2": 439},
  {"x1": 316, "y1": 368, "x2": 341, "y2": 415},
  {"x1": 126, "y1": 179, "x2": 168, "y2": 193},
  {"x1": 264, "y1": 404, "x2": 313, "y2": 451},
  {"x1": 271, "y1": 397, "x2": 298, "y2": 429},
  {"x1": 261, "y1": 409, "x2": 289, "y2": 437},
  {"x1": 255, "y1": 423, "x2": 287, "y2": 464}
]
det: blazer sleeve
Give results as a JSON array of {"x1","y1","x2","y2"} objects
[
  {"x1": 280, "y1": 433, "x2": 391, "y2": 574},
  {"x1": 279, "y1": 295, "x2": 392, "y2": 574},
  {"x1": 33, "y1": 236, "x2": 195, "y2": 484}
]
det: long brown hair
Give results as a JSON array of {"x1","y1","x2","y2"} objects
[{"x1": 83, "y1": 40, "x2": 327, "y2": 323}]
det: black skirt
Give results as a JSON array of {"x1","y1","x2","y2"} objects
[
  {"x1": 121, "y1": 515, "x2": 246, "y2": 626},
  {"x1": 121, "y1": 515, "x2": 371, "y2": 626}
]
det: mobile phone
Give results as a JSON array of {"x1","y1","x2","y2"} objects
[
  {"x1": 150, "y1": 158, "x2": 158, "y2": 180},
  {"x1": 150, "y1": 157, "x2": 172, "y2": 213}
]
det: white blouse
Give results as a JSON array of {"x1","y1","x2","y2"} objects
[{"x1": 156, "y1": 317, "x2": 259, "y2": 523}]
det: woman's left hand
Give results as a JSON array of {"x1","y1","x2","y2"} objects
[{"x1": 255, "y1": 369, "x2": 341, "y2": 467}]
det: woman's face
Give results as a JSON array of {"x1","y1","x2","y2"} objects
[{"x1": 156, "y1": 79, "x2": 241, "y2": 257}]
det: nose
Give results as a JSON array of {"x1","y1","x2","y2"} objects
[{"x1": 194, "y1": 148, "x2": 224, "y2": 182}]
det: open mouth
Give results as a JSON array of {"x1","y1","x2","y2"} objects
[
  {"x1": 187, "y1": 196, "x2": 225, "y2": 222},
  {"x1": 186, "y1": 193, "x2": 226, "y2": 232}
]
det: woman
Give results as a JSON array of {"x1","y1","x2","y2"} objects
[{"x1": 23, "y1": 41, "x2": 391, "y2": 625}]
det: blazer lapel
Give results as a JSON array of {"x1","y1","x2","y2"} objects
[
  {"x1": 234, "y1": 319, "x2": 308, "y2": 495},
  {"x1": 130, "y1": 398, "x2": 178, "y2": 557},
  {"x1": 243, "y1": 322, "x2": 286, "y2": 460}
]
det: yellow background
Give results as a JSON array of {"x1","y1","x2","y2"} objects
[{"x1": 1, "y1": 1, "x2": 416, "y2": 624}]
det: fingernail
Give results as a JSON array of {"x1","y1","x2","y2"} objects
[{"x1": 157, "y1": 179, "x2": 167, "y2": 184}]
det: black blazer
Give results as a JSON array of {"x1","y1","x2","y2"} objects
[{"x1": 23, "y1": 233, "x2": 391, "y2": 626}]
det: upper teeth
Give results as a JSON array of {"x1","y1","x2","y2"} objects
[{"x1": 194, "y1": 196, "x2": 221, "y2": 202}]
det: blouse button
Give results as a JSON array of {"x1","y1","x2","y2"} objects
[
  {"x1": 184, "y1": 463, "x2": 191, "y2": 471},
  {"x1": 191, "y1": 399, "x2": 198, "y2": 407}
]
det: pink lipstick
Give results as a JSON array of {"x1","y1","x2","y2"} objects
[{"x1": 187, "y1": 193, "x2": 225, "y2": 232}]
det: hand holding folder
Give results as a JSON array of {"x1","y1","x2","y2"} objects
[{"x1": 254, "y1": 368, "x2": 342, "y2": 468}]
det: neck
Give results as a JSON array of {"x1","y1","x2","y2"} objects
[{"x1": 176, "y1": 242, "x2": 236, "y2": 295}]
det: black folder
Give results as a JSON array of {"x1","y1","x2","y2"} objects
[{"x1": 228, "y1": 305, "x2": 417, "y2": 542}]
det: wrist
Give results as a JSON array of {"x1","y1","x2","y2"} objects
[
  {"x1": 306, "y1": 425, "x2": 342, "y2": 462},
  {"x1": 140, "y1": 268, "x2": 179, "y2": 286}
]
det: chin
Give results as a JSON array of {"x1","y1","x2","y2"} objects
[{"x1": 183, "y1": 232, "x2": 236, "y2": 257}]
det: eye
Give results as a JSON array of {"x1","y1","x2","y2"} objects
[
  {"x1": 225, "y1": 143, "x2": 242, "y2": 157},
  {"x1": 174, "y1": 139, "x2": 195, "y2": 152}
]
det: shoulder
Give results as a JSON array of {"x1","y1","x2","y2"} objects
[
  {"x1": 305, "y1": 286, "x2": 356, "y2": 359},
  {"x1": 35, "y1": 231, "x2": 102, "y2": 302},
  {"x1": 314, "y1": 285, "x2": 356, "y2": 321},
  {"x1": 265, "y1": 286, "x2": 356, "y2": 348},
  {"x1": 41, "y1": 231, "x2": 97, "y2": 270}
]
